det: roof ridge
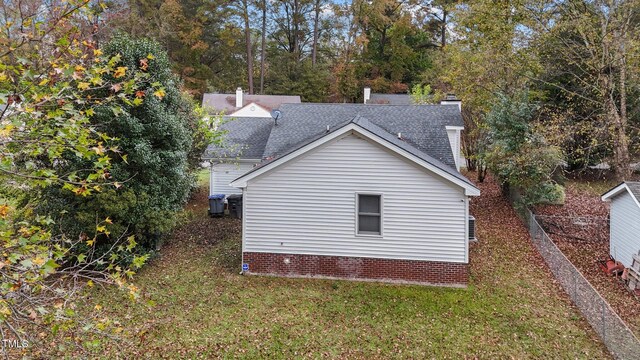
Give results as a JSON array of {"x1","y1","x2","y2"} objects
[{"x1": 279, "y1": 103, "x2": 451, "y2": 107}]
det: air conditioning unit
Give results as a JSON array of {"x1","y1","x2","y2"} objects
[{"x1": 468, "y1": 215, "x2": 477, "y2": 242}]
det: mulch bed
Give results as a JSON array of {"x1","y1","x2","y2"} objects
[{"x1": 534, "y1": 183, "x2": 640, "y2": 338}]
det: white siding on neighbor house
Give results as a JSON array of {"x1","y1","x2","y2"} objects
[
  {"x1": 230, "y1": 102, "x2": 271, "y2": 118},
  {"x1": 210, "y1": 162, "x2": 254, "y2": 197},
  {"x1": 244, "y1": 133, "x2": 468, "y2": 263},
  {"x1": 610, "y1": 192, "x2": 640, "y2": 267}
]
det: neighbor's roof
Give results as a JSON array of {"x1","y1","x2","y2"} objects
[
  {"x1": 601, "y1": 181, "x2": 640, "y2": 208},
  {"x1": 263, "y1": 103, "x2": 463, "y2": 168},
  {"x1": 204, "y1": 117, "x2": 273, "y2": 159},
  {"x1": 202, "y1": 93, "x2": 301, "y2": 114},
  {"x1": 368, "y1": 93, "x2": 412, "y2": 105},
  {"x1": 230, "y1": 115, "x2": 479, "y2": 195}
]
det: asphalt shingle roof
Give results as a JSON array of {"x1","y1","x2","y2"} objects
[
  {"x1": 204, "y1": 103, "x2": 464, "y2": 172},
  {"x1": 627, "y1": 182, "x2": 640, "y2": 202},
  {"x1": 263, "y1": 103, "x2": 463, "y2": 167},
  {"x1": 233, "y1": 115, "x2": 475, "y2": 188},
  {"x1": 202, "y1": 93, "x2": 301, "y2": 114},
  {"x1": 368, "y1": 93, "x2": 412, "y2": 105},
  {"x1": 204, "y1": 117, "x2": 273, "y2": 159}
]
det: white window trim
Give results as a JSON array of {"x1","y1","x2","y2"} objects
[{"x1": 355, "y1": 192, "x2": 383, "y2": 237}]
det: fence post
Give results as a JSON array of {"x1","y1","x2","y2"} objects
[
  {"x1": 573, "y1": 269, "x2": 577, "y2": 303},
  {"x1": 602, "y1": 300, "x2": 606, "y2": 344}
]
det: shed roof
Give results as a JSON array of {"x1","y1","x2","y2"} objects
[
  {"x1": 629, "y1": 182, "x2": 640, "y2": 200},
  {"x1": 602, "y1": 181, "x2": 640, "y2": 208}
]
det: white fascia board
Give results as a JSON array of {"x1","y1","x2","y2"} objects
[
  {"x1": 209, "y1": 158, "x2": 261, "y2": 163},
  {"x1": 230, "y1": 123, "x2": 480, "y2": 196},
  {"x1": 602, "y1": 183, "x2": 640, "y2": 209},
  {"x1": 445, "y1": 126, "x2": 464, "y2": 131}
]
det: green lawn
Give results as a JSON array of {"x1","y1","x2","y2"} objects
[
  {"x1": 33, "y1": 179, "x2": 609, "y2": 359},
  {"x1": 196, "y1": 167, "x2": 209, "y2": 188}
]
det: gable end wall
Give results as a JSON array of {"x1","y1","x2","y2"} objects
[
  {"x1": 243, "y1": 133, "x2": 469, "y2": 272},
  {"x1": 610, "y1": 192, "x2": 640, "y2": 267}
]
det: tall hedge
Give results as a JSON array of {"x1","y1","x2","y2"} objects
[{"x1": 37, "y1": 35, "x2": 207, "y2": 256}]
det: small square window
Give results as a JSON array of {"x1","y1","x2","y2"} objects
[{"x1": 357, "y1": 194, "x2": 382, "y2": 235}]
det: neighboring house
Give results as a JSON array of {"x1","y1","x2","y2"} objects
[
  {"x1": 363, "y1": 87, "x2": 412, "y2": 105},
  {"x1": 202, "y1": 87, "x2": 301, "y2": 118},
  {"x1": 362, "y1": 87, "x2": 463, "y2": 110},
  {"x1": 203, "y1": 116, "x2": 272, "y2": 197},
  {"x1": 205, "y1": 101, "x2": 478, "y2": 286},
  {"x1": 602, "y1": 182, "x2": 640, "y2": 268},
  {"x1": 201, "y1": 88, "x2": 300, "y2": 197}
]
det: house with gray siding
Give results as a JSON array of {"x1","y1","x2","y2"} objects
[
  {"x1": 602, "y1": 182, "x2": 640, "y2": 268},
  {"x1": 205, "y1": 102, "x2": 479, "y2": 286}
]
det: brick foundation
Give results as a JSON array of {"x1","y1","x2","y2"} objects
[{"x1": 242, "y1": 252, "x2": 468, "y2": 286}]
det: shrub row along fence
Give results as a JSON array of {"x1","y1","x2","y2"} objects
[{"x1": 520, "y1": 208, "x2": 640, "y2": 359}]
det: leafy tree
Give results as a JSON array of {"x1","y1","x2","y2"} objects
[
  {"x1": 484, "y1": 93, "x2": 564, "y2": 206},
  {"x1": 530, "y1": 0, "x2": 640, "y2": 179},
  {"x1": 230, "y1": 0, "x2": 256, "y2": 93},
  {"x1": 419, "y1": 0, "x2": 457, "y2": 48},
  {"x1": 352, "y1": 0, "x2": 433, "y2": 92},
  {"x1": 0, "y1": 0, "x2": 159, "y2": 350},
  {"x1": 122, "y1": 0, "x2": 244, "y2": 96},
  {"x1": 36, "y1": 35, "x2": 211, "y2": 256},
  {"x1": 410, "y1": 84, "x2": 443, "y2": 104},
  {"x1": 427, "y1": 0, "x2": 543, "y2": 179}
]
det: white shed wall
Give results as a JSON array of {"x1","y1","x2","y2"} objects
[
  {"x1": 610, "y1": 192, "x2": 640, "y2": 267},
  {"x1": 244, "y1": 133, "x2": 468, "y2": 263}
]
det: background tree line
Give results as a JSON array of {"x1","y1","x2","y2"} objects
[
  {"x1": 93, "y1": 0, "x2": 640, "y2": 182},
  {"x1": 102, "y1": 0, "x2": 452, "y2": 101}
]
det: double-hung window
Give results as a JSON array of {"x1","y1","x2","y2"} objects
[{"x1": 357, "y1": 194, "x2": 382, "y2": 236}]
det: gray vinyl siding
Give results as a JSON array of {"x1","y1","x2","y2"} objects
[
  {"x1": 610, "y1": 192, "x2": 640, "y2": 267},
  {"x1": 244, "y1": 133, "x2": 468, "y2": 263},
  {"x1": 210, "y1": 162, "x2": 254, "y2": 197}
]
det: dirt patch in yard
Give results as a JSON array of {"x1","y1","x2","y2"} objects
[{"x1": 534, "y1": 182, "x2": 640, "y2": 338}]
